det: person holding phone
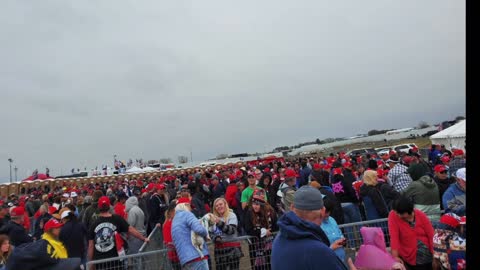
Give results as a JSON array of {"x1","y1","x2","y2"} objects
[{"x1": 321, "y1": 196, "x2": 347, "y2": 262}]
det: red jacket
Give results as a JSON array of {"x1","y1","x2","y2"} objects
[
  {"x1": 388, "y1": 209, "x2": 434, "y2": 265},
  {"x1": 225, "y1": 184, "x2": 238, "y2": 209},
  {"x1": 163, "y1": 219, "x2": 179, "y2": 262}
]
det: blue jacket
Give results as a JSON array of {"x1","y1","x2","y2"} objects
[
  {"x1": 171, "y1": 210, "x2": 209, "y2": 266},
  {"x1": 272, "y1": 211, "x2": 347, "y2": 270},
  {"x1": 321, "y1": 217, "x2": 346, "y2": 261},
  {"x1": 298, "y1": 167, "x2": 312, "y2": 188},
  {"x1": 442, "y1": 183, "x2": 466, "y2": 216}
]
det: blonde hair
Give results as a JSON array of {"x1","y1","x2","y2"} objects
[
  {"x1": 363, "y1": 170, "x2": 378, "y2": 186},
  {"x1": 213, "y1": 198, "x2": 232, "y2": 221}
]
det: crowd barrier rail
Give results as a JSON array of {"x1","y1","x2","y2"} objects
[{"x1": 86, "y1": 218, "x2": 390, "y2": 270}]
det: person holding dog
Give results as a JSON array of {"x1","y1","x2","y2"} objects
[
  {"x1": 211, "y1": 197, "x2": 242, "y2": 270},
  {"x1": 172, "y1": 197, "x2": 210, "y2": 270}
]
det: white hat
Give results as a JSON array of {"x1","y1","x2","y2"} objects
[
  {"x1": 455, "y1": 168, "x2": 466, "y2": 181},
  {"x1": 70, "y1": 192, "x2": 78, "y2": 197},
  {"x1": 60, "y1": 210, "x2": 71, "y2": 219},
  {"x1": 62, "y1": 193, "x2": 70, "y2": 198}
]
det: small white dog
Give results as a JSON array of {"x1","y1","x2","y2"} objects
[{"x1": 192, "y1": 213, "x2": 216, "y2": 258}]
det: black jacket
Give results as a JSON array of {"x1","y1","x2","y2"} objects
[
  {"x1": 0, "y1": 221, "x2": 33, "y2": 247},
  {"x1": 331, "y1": 175, "x2": 359, "y2": 204},
  {"x1": 434, "y1": 176, "x2": 456, "y2": 209},
  {"x1": 59, "y1": 220, "x2": 88, "y2": 258},
  {"x1": 319, "y1": 187, "x2": 344, "y2": 225},
  {"x1": 360, "y1": 185, "x2": 390, "y2": 218}
]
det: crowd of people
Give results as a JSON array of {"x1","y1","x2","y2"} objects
[{"x1": 0, "y1": 143, "x2": 466, "y2": 270}]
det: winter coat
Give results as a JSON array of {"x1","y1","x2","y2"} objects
[
  {"x1": 272, "y1": 211, "x2": 347, "y2": 270},
  {"x1": 360, "y1": 184, "x2": 390, "y2": 218},
  {"x1": 402, "y1": 175, "x2": 441, "y2": 222},
  {"x1": 442, "y1": 183, "x2": 466, "y2": 216},
  {"x1": 171, "y1": 210, "x2": 209, "y2": 266},
  {"x1": 433, "y1": 176, "x2": 456, "y2": 209},
  {"x1": 126, "y1": 196, "x2": 146, "y2": 236},
  {"x1": 59, "y1": 220, "x2": 87, "y2": 258},
  {"x1": 0, "y1": 221, "x2": 33, "y2": 247},
  {"x1": 331, "y1": 175, "x2": 359, "y2": 204}
]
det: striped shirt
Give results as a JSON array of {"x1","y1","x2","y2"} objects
[{"x1": 387, "y1": 164, "x2": 412, "y2": 193}]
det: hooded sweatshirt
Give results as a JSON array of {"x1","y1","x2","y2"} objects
[
  {"x1": 126, "y1": 196, "x2": 146, "y2": 236},
  {"x1": 402, "y1": 175, "x2": 441, "y2": 222},
  {"x1": 271, "y1": 211, "x2": 347, "y2": 270}
]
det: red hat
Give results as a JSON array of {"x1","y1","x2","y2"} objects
[
  {"x1": 389, "y1": 150, "x2": 396, "y2": 155},
  {"x1": 48, "y1": 206, "x2": 57, "y2": 215},
  {"x1": 264, "y1": 167, "x2": 271, "y2": 173},
  {"x1": 412, "y1": 146, "x2": 419, "y2": 152},
  {"x1": 44, "y1": 218, "x2": 64, "y2": 231},
  {"x1": 156, "y1": 184, "x2": 166, "y2": 190},
  {"x1": 376, "y1": 169, "x2": 385, "y2": 178},
  {"x1": 439, "y1": 214, "x2": 460, "y2": 228},
  {"x1": 284, "y1": 169, "x2": 298, "y2": 178},
  {"x1": 459, "y1": 216, "x2": 466, "y2": 225},
  {"x1": 332, "y1": 168, "x2": 343, "y2": 176},
  {"x1": 323, "y1": 164, "x2": 332, "y2": 170},
  {"x1": 377, "y1": 160, "x2": 384, "y2": 166},
  {"x1": 441, "y1": 156, "x2": 450, "y2": 163},
  {"x1": 146, "y1": 183, "x2": 156, "y2": 191},
  {"x1": 343, "y1": 162, "x2": 352, "y2": 168},
  {"x1": 10, "y1": 206, "x2": 25, "y2": 217},
  {"x1": 177, "y1": 197, "x2": 191, "y2": 204},
  {"x1": 141, "y1": 188, "x2": 147, "y2": 193},
  {"x1": 98, "y1": 196, "x2": 111, "y2": 208},
  {"x1": 252, "y1": 189, "x2": 266, "y2": 204},
  {"x1": 434, "y1": 165, "x2": 447, "y2": 173},
  {"x1": 453, "y1": 149, "x2": 464, "y2": 156},
  {"x1": 229, "y1": 174, "x2": 236, "y2": 181},
  {"x1": 402, "y1": 156, "x2": 413, "y2": 165},
  {"x1": 313, "y1": 163, "x2": 322, "y2": 170}
]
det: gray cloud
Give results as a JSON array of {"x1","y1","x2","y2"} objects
[{"x1": 0, "y1": 0, "x2": 465, "y2": 181}]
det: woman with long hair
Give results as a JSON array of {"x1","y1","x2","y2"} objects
[
  {"x1": 211, "y1": 198, "x2": 242, "y2": 270},
  {"x1": 244, "y1": 189, "x2": 278, "y2": 270},
  {"x1": 163, "y1": 202, "x2": 180, "y2": 270},
  {"x1": 0, "y1": 235, "x2": 12, "y2": 270}
]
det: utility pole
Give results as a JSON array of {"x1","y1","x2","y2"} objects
[
  {"x1": 14, "y1": 166, "x2": 18, "y2": 182},
  {"x1": 8, "y1": 158, "x2": 13, "y2": 183}
]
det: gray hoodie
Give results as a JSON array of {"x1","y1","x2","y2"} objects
[
  {"x1": 126, "y1": 196, "x2": 146, "y2": 236},
  {"x1": 402, "y1": 175, "x2": 441, "y2": 222}
]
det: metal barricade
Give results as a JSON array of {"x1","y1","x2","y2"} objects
[{"x1": 86, "y1": 218, "x2": 391, "y2": 270}]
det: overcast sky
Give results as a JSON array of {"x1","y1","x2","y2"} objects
[{"x1": 0, "y1": 0, "x2": 465, "y2": 182}]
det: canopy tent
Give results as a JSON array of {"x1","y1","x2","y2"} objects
[
  {"x1": 22, "y1": 174, "x2": 51, "y2": 182},
  {"x1": 430, "y1": 120, "x2": 466, "y2": 151},
  {"x1": 126, "y1": 166, "x2": 143, "y2": 173}
]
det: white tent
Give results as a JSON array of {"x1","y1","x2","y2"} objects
[
  {"x1": 126, "y1": 166, "x2": 143, "y2": 173},
  {"x1": 430, "y1": 120, "x2": 466, "y2": 151},
  {"x1": 142, "y1": 166, "x2": 158, "y2": 172}
]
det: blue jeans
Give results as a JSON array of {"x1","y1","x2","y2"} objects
[
  {"x1": 341, "y1": 202, "x2": 362, "y2": 248},
  {"x1": 183, "y1": 259, "x2": 209, "y2": 270}
]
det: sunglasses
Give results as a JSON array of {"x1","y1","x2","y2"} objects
[{"x1": 439, "y1": 171, "x2": 448, "y2": 174}]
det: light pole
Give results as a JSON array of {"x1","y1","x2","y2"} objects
[
  {"x1": 7, "y1": 158, "x2": 13, "y2": 183},
  {"x1": 14, "y1": 166, "x2": 18, "y2": 182}
]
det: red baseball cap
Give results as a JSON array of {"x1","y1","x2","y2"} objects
[
  {"x1": 284, "y1": 169, "x2": 298, "y2": 178},
  {"x1": 323, "y1": 164, "x2": 332, "y2": 170},
  {"x1": 453, "y1": 149, "x2": 464, "y2": 156},
  {"x1": 146, "y1": 183, "x2": 156, "y2": 191},
  {"x1": 439, "y1": 214, "x2": 460, "y2": 228},
  {"x1": 441, "y1": 156, "x2": 450, "y2": 163},
  {"x1": 313, "y1": 163, "x2": 322, "y2": 170},
  {"x1": 177, "y1": 197, "x2": 191, "y2": 204},
  {"x1": 156, "y1": 184, "x2": 166, "y2": 190},
  {"x1": 10, "y1": 206, "x2": 25, "y2": 217},
  {"x1": 389, "y1": 150, "x2": 396, "y2": 155},
  {"x1": 332, "y1": 168, "x2": 343, "y2": 176},
  {"x1": 98, "y1": 196, "x2": 111, "y2": 208},
  {"x1": 264, "y1": 167, "x2": 271, "y2": 173},
  {"x1": 44, "y1": 218, "x2": 64, "y2": 231},
  {"x1": 343, "y1": 162, "x2": 352, "y2": 168},
  {"x1": 48, "y1": 206, "x2": 57, "y2": 215},
  {"x1": 377, "y1": 160, "x2": 384, "y2": 166},
  {"x1": 434, "y1": 165, "x2": 447, "y2": 173},
  {"x1": 402, "y1": 156, "x2": 413, "y2": 165},
  {"x1": 376, "y1": 169, "x2": 385, "y2": 178}
]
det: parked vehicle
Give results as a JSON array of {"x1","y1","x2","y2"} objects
[
  {"x1": 346, "y1": 148, "x2": 377, "y2": 158},
  {"x1": 391, "y1": 143, "x2": 418, "y2": 154}
]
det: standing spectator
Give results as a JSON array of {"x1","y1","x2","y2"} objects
[
  {"x1": 448, "y1": 148, "x2": 466, "y2": 175},
  {"x1": 147, "y1": 184, "x2": 169, "y2": 235},
  {"x1": 428, "y1": 145, "x2": 442, "y2": 166},
  {"x1": 59, "y1": 210, "x2": 88, "y2": 268},
  {"x1": 321, "y1": 197, "x2": 347, "y2": 262},
  {"x1": 442, "y1": 168, "x2": 466, "y2": 216},
  {"x1": 272, "y1": 186, "x2": 352, "y2": 270},
  {"x1": 405, "y1": 163, "x2": 441, "y2": 222},
  {"x1": 277, "y1": 169, "x2": 297, "y2": 215},
  {"x1": 224, "y1": 176, "x2": 238, "y2": 211},
  {"x1": 244, "y1": 189, "x2": 278, "y2": 270},
  {"x1": 188, "y1": 182, "x2": 209, "y2": 219},
  {"x1": 234, "y1": 181, "x2": 246, "y2": 236},
  {"x1": 82, "y1": 190, "x2": 104, "y2": 230},
  {"x1": 125, "y1": 196, "x2": 146, "y2": 254},
  {"x1": 113, "y1": 192, "x2": 128, "y2": 220},
  {"x1": 257, "y1": 174, "x2": 277, "y2": 211},
  {"x1": 432, "y1": 165, "x2": 456, "y2": 210},
  {"x1": 210, "y1": 176, "x2": 226, "y2": 201},
  {"x1": 0, "y1": 207, "x2": 33, "y2": 247},
  {"x1": 310, "y1": 181, "x2": 345, "y2": 225},
  {"x1": 298, "y1": 160, "x2": 312, "y2": 188},
  {"x1": 387, "y1": 157, "x2": 413, "y2": 193},
  {"x1": 388, "y1": 196, "x2": 434, "y2": 270},
  {"x1": 0, "y1": 235, "x2": 12, "y2": 270},
  {"x1": 360, "y1": 170, "x2": 393, "y2": 219},
  {"x1": 163, "y1": 203, "x2": 180, "y2": 270},
  {"x1": 0, "y1": 203, "x2": 10, "y2": 229},
  {"x1": 88, "y1": 196, "x2": 149, "y2": 270},
  {"x1": 211, "y1": 198, "x2": 242, "y2": 270},
  {"x1": 241, "y1": 174, "x2": 266, "y2": 210},
  {"x1": 171, "y1": 197, "x2": 209, "y2": 270},
  {"x1": 331, "y1": 169, "x2": 361, "y2": 225}
]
